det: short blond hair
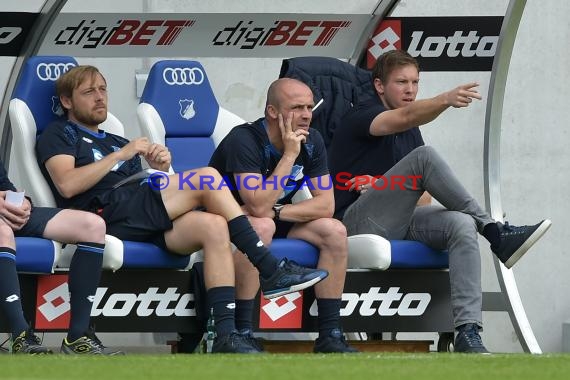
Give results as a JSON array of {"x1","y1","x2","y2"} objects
[{"x1": 56, "y1": 65, "x2": 106, "y2": 99}]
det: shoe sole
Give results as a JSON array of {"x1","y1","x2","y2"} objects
[
  {"x1": 15, "y1": 350, "x2": 53, "y2": 355},
  {"x1": 61, "y1": 347, "x2": 124, "y2": 355},
  {"x1": 504, "y1": 219, "x2": 552, "y2": 269},
  {"x1": 212, "y1": 348, "x2": 263, "y2": 354},
  {"x1": 454, "y1": 349, "x2": 492, "y2": 355},
  {"x1": 263, "y1": 272, "x2": 328, "y2": 299}
]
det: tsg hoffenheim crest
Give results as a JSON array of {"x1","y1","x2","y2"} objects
[
  {"x1": 51, "y1": 96, "x2": 64, "y2": 116},
  {"x1": 179, "y1": 99, "x2": 196, "y2": 120}
]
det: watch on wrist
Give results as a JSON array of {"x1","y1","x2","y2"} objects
[{"x1": 272, "y1": 204, "x2": 285, "y2": 221}]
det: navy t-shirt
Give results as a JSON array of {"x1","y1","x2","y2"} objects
[
  {"x1": 209, "y1": 118, "x2": 329, "y2": 205},
  {"x1": 329, "y1": 96, "x2": 424, "y2": 219},
  {"x1": 35, "y1": 120, "x2": 142, "y2": 211}
]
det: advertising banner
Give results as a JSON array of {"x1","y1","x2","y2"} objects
[
  {"x1": 3, "y1": 270, "x2": 452, "y2": 334},
  {"x1": 39, "y1": 13, "x2": 371, "y2": 58},
  {"x1": 365, "y1": 17, "x2": 503, "y2": 71},
  {"x1": 0, "y1": 12, "x2": 37, "y2": 56}
]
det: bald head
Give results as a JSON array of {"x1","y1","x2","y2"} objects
[
  {"x1": 266, "y1": 78, "x2": 312, "y2": 111},
  {"x1": 263, "y1": 77, "x2": 315, "y2": 145}
]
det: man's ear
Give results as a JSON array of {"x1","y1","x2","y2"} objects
[
  {"x1": 373, "y1": 78, "x2": 384, "y2": 95},
  {"x1": 59, "y1": 96, "x2": 72, "y2": 112},
  {"x1": 266, "y1": 104, "x2": 278, "y2": 119}
]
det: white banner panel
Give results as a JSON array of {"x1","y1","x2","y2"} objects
[{"x1": 39, "y1": 13, "x2": 371, "y2": 58}]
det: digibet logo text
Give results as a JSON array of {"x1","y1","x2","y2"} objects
[
  {"x1": 213, "y1": 20, "x2": 351, "y2": 50},
  {"x1": 53, "y1": 19, "x2": 194, "y2": 49}
]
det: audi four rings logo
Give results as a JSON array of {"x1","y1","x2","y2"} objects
[
  {"x1": 162, "y1": 67, "x2": 204, "y2": 85},
  {"x1": 36, "y1": 63, "x2": 76, "y2": 81}
]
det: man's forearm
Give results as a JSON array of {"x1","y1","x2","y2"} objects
[
  {"x1": 47, "y1": 152, "x2": 122, "y2": 198},
  {"x1": 398, "y1": 95, "x2": 449, "y2": 130},
  {"x1": 371, "y1": 94, "x2": 450, "y2": 136},
  {"x1": 244, "y1": 155, "x2": 298, "y2": 212},
  {"x1": 274, "y1": 196, "x2": 334, "y2": 223}
]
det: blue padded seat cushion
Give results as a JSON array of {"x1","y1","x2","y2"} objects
[
  {"x1": 269, "y1": 239, "x2": 319, "y2": 268},
  {"x1": 121, "y1": 239, "x2": 319, "y2": 270},
  {"x1": 390, "y1": 240, "x2": 449, "y2": 269},
  {"x1": 122, "y1": 241, "x2": 191, "y2": 270},
  {"x1": 15, "y1": 237, "x2": 57, "y2": 274}
]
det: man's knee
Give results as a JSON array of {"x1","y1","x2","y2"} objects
[
  {"x1": 412, "y1": 145, "x2": 437, "y2": 160},
  {"x1": 327, "y1": 218, "x2": 348, "y2": 240},
  {"x1": 193, "y1": 167, "x2": 222, "y2": 185},
  {"x1": 446, "y1": 212, "x2": 478, "y2": 240},
  {"x1": 0, "y1": 223, "x2": 15, "y2": 246},
  {"x1": 248, "y1": 217, "x2": 275, "y2": 243},
  {"x1": 81, "y1": 213, "x2": 106, "y2": 243},
  {"x1": 317, "y1": 218, "x2": 348, "y2": 257},
  {"x1": 177, "y1": 166, "x2": 222, "y2": 191},
  {"x1": 198, "y1": 213, "x2": 229, "y2": 242}
]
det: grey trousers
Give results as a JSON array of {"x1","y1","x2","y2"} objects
[{"x1": 342, "y1": 145, "x2": 495, "y2": 328}]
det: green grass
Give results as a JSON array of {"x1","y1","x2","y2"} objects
[{"x1": 1, "y1": 353, "x2": 569, "y2": 380}]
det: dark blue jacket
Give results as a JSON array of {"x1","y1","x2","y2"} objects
[
  {"x1": 0, "y1": 161, "x2": 17, "y2": 192},
  {"x1": 279, "y1": 56, "x2": 376, "y2": 148}
]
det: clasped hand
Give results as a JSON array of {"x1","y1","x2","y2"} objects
[
  {"x1": 0, "y1": 191, "x2": 31, "y2": 231},
  {"x1": 119, "y1": 137, "x2": 171, "y2": 168}
]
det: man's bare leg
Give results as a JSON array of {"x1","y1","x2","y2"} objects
[
  {"x1": 164, "y1": 210, "x2": 257, "y2": 353},
  {"x1": 288, "y1": 218, "x2": 357, "y2": 353},
  {"x1": 159, "y1": 167, "x2": 328, "y2": 297}
]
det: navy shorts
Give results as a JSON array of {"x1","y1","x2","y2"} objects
[
  {"x1": 101, "y1": 184, "x2": 173, "y2": 249},
  {"x1": 15, "y1": 207, "x2": 62, "y2": 237}
]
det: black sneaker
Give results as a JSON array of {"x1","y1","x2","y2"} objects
[
  {"x1": 238, "y1": 329, "x2": 265, "y2": 352},
  {"x1": 11, "y1": 329, "x2": 52, "y2": 354},
  {"x1": 491, "y1": 220, "x2": 551, "y2": 268},
  {"x1": 313, "y1": 329, "x2": 358, "y2": 353},
  {"x1": 454, "y1": 324, "x2": 490, "y2": 354},
  {"x1": 212, "y1": 331, "x2": 262, "y2": 354},
  {"x1": 260, "y1": 258, "x2": 328, "y2": 299},
  {"x1": 61, "y1": 329, "x2": 124, "y2": 355}
]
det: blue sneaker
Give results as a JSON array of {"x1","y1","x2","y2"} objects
[
  {"x1": 314, "y1": 329, "x2": 358, "y2": 353},
  {"x1": 454, "y1": 324, "x2": 490, "y2": 354},
  {"x1": 212, "y1": 331, "x2": 261, "y2": 354},
  {"x1": 238, "y1": 329, "x2": 265, "y2": 352},
  {"x1": 260, "y1": 258, "x2": 328, "y2": 299},
  {"x1": 492, "y1": 220, "x2": 551, "y2": 269}
]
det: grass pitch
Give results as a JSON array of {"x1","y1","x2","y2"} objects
[{"x1": 1, "y1": 353, "x2": 569, "y2": 380}]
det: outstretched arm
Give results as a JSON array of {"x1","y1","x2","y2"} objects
[{"x1": 370, "y1": 82, "x2": 482, "y2": 136}]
